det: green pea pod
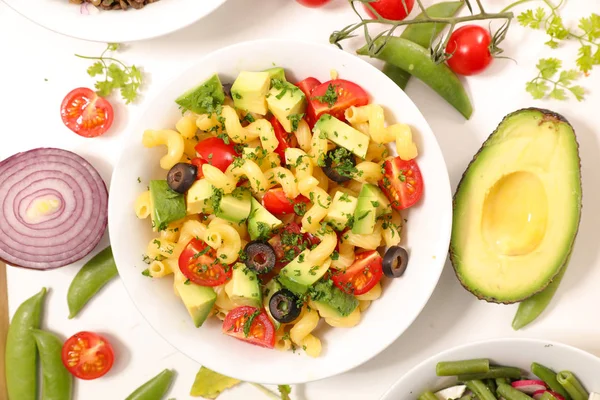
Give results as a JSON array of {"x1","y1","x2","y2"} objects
[
  {"x1": 384, "y1": 1, "x2": 464, "y2": 90},
  {"x1": 512, "y1": 250, "x2": 572, "y2": 330},
  {"x1": 6, "y1": 287, "x2": 47, "y2": 400},
  {"x1": 31, "y1": 329, "x2": 73, "y2": 400},
  {"x1": 531, "y1": 362, "x2": 571, "y2": 400},
  {"x1": 125, "y1": 369, "x2": 175, "y2": 400},
  {"x1": 68, "y1": 246, "x2": 118, "y2": 318},
  {"x1": 357, "y1": 37, "x2": 473, "y2": 119},
  {"x1": 557, "y1": 371, "x2": 588, "y2": 400}
]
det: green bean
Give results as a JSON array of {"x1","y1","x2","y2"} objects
[
  {"x1": 512, "y1": 252, "x2": 571, "y2": 330},
  {"x1": 458, "y1": 366, "x2": 522, "y2": 381},
  {"x1": 67, "y1": 246, "x2": 118, "y2": 318},
  {"x1": 531, "y1": 362, "x2": 571, "y2": 400},
  {"x1": 417, "y1": 391, "x2": 438, "y2": 400},
  {"x1": 485, "y1": 378, "x2": 497, "y2": 394},
  {"x1": 31, "y1": 329, "x2": 73, "y2": 400},
  {"x1": 497, "y1": 383, "x2": 534, "y2": 400},
  {"x1": 357, "y1": 37, "x2": 473, "y2": 119},
  {"x1": 540, "y1": 392, "x2": 561, "y2": 400},
  {"x1": 496, "y1": 377, "x2": 511, "y2": 386},
  {"x1": 465, "y1": 380, "x2": 497, "y2": 400},
  {"x1": 125, "y1": 369, "x2": 175, "y2": 400},
  {"x1": 6, "y1": 287, "x2": 46, "y2": 400},
  {"x1": 436, "y1": 359, "x2": 489, "y2": 376},
  {"x1": 384, "y1": 1, "x2": 465, "y2": 90},
  {"x1": 459, "y1": 395, "x2": 475, "y2": 400},
  {"x1": 557, "y1": 371, "x2": 588, "y2": 400}
]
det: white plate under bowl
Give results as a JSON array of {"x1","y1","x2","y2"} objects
[
  {"x1": 108, "y1": 39, "x2": 452, "y2": 384},
  {"x1": 381, "y1": 338, "x2": 600, "y2": 399},
  {"x1": 3, "y1": 0, "x2": 227, "y2": 43}
]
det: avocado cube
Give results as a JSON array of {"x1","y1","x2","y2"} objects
[
  {"x1": 279, "y1": 251, "x2": 331, "y2": 295},
  {"x1": 325, "y1": 191, "x2": 358, "y2": 231},
  {"x1": 310, "y1": 280, "x2": 358, "y2": 317},
  {"x1": 229, "y1": 264, "x2": 262, "y2": 308},
  {"x1": 315, "y1": 114, "x2": 369, "y2": 159},
  {"x1": 175, "y1": 73, "x2": 225, "y2": 114},
  {"x1": 149, "y1": 180, "x2": 186, "y2": 231},
  {"x1": 247, "y1": 198, "x2": 282, "y2": 240},
  {"x1": 230, "y1": 71, "x2": 271, "y2": 115},
  {"x1": 215, "y1": 187, "x2": 252, "y2": 224},
  {"x1": 174, "y1": 280, "x2": 217, "y2": 327},
  {"x1": 352, "y1": 184, "x2": 384, "y2": 235},
  {"x1": 266, "y1": 81, "x2": 306, "y2": 133},
  {"x1": 186, "y1": 179, "x2": 214, "y2": 215},
  {"x1": 263, "y1": 67, "x2": 287, "y2": 82}
]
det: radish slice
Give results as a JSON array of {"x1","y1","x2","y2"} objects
[
  {"x1": 533, "y1": 390, "x2": 565, "y2": 400},
  {"x1": 512, "y1": 380, "x2": 548, "y2": 394},
  {"x1": 0, "y1": 148, "x2": 108, "y2": 269}
]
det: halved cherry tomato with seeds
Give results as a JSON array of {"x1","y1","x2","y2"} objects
[
  {"x1": 379, "y1": 157, "x2": 424, "y2": 210},
  {"x1": 262, "y1": 188, "x2": 310, "y2": 215},
  {"x1": 60, "y1": 88, "x2": 114, "y2": 138},
  {"x1": 309, "y1": 79, "x2": 369, "y2": 122},
  {"x1": 194, "y1": 137, "x2": 238, "y2": 172},
  {"x1": 61, "y1": 331, "x2": 114, "y2": 380},
  {"x1": 332, "y1": 250, "x2": 383, "y2": 295},
  {"x1": 179, "y1": 238, "x2": 231, "y2": 286},
  {"x1": 222, "y1": 306, "x2": 275, "y2": 348}
]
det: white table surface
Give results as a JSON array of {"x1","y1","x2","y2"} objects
[{"x1": 1, "y1": 0, "x2": 599, "y2": 399}]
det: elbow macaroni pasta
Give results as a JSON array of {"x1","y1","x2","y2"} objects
[
  {"x1": 142, "y1": 129, "x2": 185, "y2": 170},
  {"x1": 290, "y1": 307, "x2": 321, "y2": 357},
  {"x1": 135, "y1": 191, "x2": 151, "y2": 219}
]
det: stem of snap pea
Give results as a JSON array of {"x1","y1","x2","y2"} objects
[
  {"x1": 497, "y1": 383, "x2": 535, "y2": 400},
  {"x1": 465, "y1": 380, "x2": 498, "y2": 400},
  {"x1": 458, "y1": 366, "x2": 522, "y2": 381},
  {"x1": 557, "y1": 371, "x2": 589, "y2": 400},
  {"x1": 531, "y1": 362, "x2": 571, "y2": 400},
  {"x1": 436, "y1": 359, "x2": 490, "y2": 376}
]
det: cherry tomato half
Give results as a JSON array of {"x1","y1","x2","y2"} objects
[
  {"x1": 271, "y1": 116, "x2": 298, "y2": 164},
  {"x1": 364, "y1": 0, "x2": 415, "y2": 21},
  {"x1": 60, "y1": 88, "x2": 114, "y2": 138},
  {"x1": 262, "y1": 188, "x2": 310, "y2": 215},
  {"x1": 332, "y1": 250, "x2": 383, "y2": 295},
  {"x1": 310, "y1": 79, "x2": 369, "y2": 122},
  {"x1": 61, "y1": 331, "x2": 114, "y2": 380},
  {"x1": 445, "y1": 25, "x2": 493, "y2": 76},
  {"x1": 190, "y1": 157, "x2": 207, "y2": 179},
  {"x1": 379, "y1": 157, "x2": 424, "y2": 210},
  {"x1": 296, "y1": 0, "x2": 332, "y2": 7},
  {"x1": 194, "y1": 137, "x2": 239, "y2": 172},
  {"x1": 179, "y1": 238, "x2": 232, "y2": 286},
  {"x1": 222, "y1": 306, "x2": 275, "y2": 348},
  {"x1": 296, "y1": 77, "x2": 321, "y2": 125}
]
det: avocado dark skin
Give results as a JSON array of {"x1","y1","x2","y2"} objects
[{"x1": 449, "y1": 108, "x2": 582, "y2": 304}]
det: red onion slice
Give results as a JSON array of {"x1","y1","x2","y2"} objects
[{"x1": 0, "y1": 148, "x2": 108, "y2": 270}]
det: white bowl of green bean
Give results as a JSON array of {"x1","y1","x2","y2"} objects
[{"x1": 381, "y1": 338, "x2": 600, "y2": 400}]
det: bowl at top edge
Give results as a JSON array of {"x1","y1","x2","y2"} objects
[
  {"x1": 3, "y1": 0, "x2": 228, "y2": 43},
  {"x1": 381, "y1": 338, "x2": 600, "y2": 400},
  {"x1": 108, "y1": 39, "x2": 452, "y2": 384}
]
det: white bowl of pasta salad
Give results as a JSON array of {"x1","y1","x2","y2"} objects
[{"x1": 108, "y1": 39, "x2": 452, "y2": 384}]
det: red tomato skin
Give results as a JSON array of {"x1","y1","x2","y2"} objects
[
  {"x1": 61, "y1": 331, "x2": 115, "y2": 380},
  {"x1": 270, "y1": 116, "x2": 298, "y2": 164},
  {"x1": 194, "y1": 137, "x2": 238, "y2": 172},
  {"x1": 310, "y1": 79, "x2": 369, "y2": 121},
  {"x1": 190, "y1": 157, "x2": 207, "y2": 179},
  {"x1": 262, "y1": 188, "x2": 309, "y2": 215},
  {"x1": 222, "y1": 306, "x2": 276, "y2": 348},
  {"x1": 178, "y1": 238, "x2": 232, "y2": 286},
  {"x1": 445, "y1": 25, "x2": 493, "y2": 76},
  {"x1": 379, "y1": 157, "x2": 424, "y2": 210},
  {"x1": 332, "y1": 250, "x2": 383, "y2": 295},
  {"x1": 60, "y1": 88, "x2": 114, "y2": 138},
  {"x1": 296, "y1": 77, "x2": 321, "y2": 125},
  {"x1": 296, "y1": 0, "x2": 331, "y2": 7},
  {"x1": 364, "y1": 0, "x2": 415, "y2": 21}
]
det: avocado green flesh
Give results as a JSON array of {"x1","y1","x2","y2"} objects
[
  {"x1": 353, "y1": 184, "x2": 385, "y2": 234},
  {"x1": 311, "y1": 280, "x2": 358, "y2": 317},
  {"x1": 450, "y1": 108, "x2": 582, "y2": 303},
  {"x1": 263, "y1": 67, "x2": 287, "y2": 82},
  {"x1": 149, "y1": 180, "x2": 186, "y2": 231},
  {"x1": 247, "y1": 197, "x2": 282, "y2": 240},
  {"x1": 231, "y1": 71, "x2": 271, "y2": 115},
  {"x1": 315, "y1": 114, "x2": 369, "y2": 158},
  {"x1": 215, "y1": 188, "x2": 252, "y2": 224},
  {"x1": 279, "y1": 250, "x2": 330, "y2": 295},
  {"x1": 266, "y1": 81, "x2": 306, "y2": 133},
  {"x1": 175, "y1": 74, "x2": 224, "y2": 114},
  {"x1": 229, "y1": 264, "x2": 262, "y2": 308},
  {"x1": 174, "y1": 280, "x2": 216, "y2": 327}
]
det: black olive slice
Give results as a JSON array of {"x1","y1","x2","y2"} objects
[
  {"x1": 269, "y1": 289, "x2": 301, "y2": 323},
  {"x1": 382, "y1": 246, "x2": 409, "y2": 278},
  {"x1": 244, "y1": 241, "x2": 276, "y2": 274},
  {"x1": 167, "y1": 163, "x2": 198, "y2": 194},
  {"x1": 323, "y1": 147, "x2": 357, "y2": 183}
]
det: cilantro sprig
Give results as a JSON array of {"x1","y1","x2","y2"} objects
[
  {"x1": 75, "y1": 43, "x2": 143, "y2": 104},
  {"x1": 526, "y1": 58, "x2": 585, "y2": 101}
]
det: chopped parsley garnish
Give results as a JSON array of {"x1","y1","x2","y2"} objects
[
  {"x1": 141, "y1": 269, "x2": 151, "y2": 277},
  {"x1": 184, "y1": 279, "x2": 191, "y2": 285},
  {"x1": 137, "y1": 177, "x2": 141, "y2": 183},
  {"x1": 331, "y1": 251, "x2": 340, "y2": 260},
  {"x1": 243, "y1": 310, "x2": 261, "y2": 338},
  {"x1": 287, "y1": 113, "x2": 304, "y2": 132},
  {"x1": 192, "y1": 246, "x2": 211, "y2": 259},
  {"x1": 357, "y1": 210, "x2": 371, "y2": 221},
  {"x1": 327, "y1": 147, "x2": 358, "y2": 178},
  {"x1": 244, "y1": 113, "x2": 255, "y2": 123},
  {"x1": 312, "y1": 83, "x2": 338, "y2": 107},
  {"x1": 339, "y1": 193, "x2": 351, "y2": 202},
  {"x1": 255, "y1": 222, "x2": 272, "y2": 241}
]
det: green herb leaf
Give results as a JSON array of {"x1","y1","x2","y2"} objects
[
  {"x1": 87, "y1": 62, "x2": 105, "y2": 77},
  {"x1": 190, "y1": 366, "x2": 240, "y2": 399},
  {"x1": 549, "y1": 87, "x2": 567, "y2": 100},
  {"x1": 576, "y1": 45, "x2": 594, "y2": 73},
  {"x1": 278, "y1": 385, "x2": 292, "y2": 400},
  {"x1": 525, "y1": 80, "x2": 549, "y2": 99},
  {"x1": 558, "y1": 69, "x2": 579, "y2": 85},
  {"x1": 312, "y1": 84, "x2": 338, "y2": 107},
  {"x1": 538, "y1": 58, "x2": 561, "y2": 79},
  {"x1": 568, "y1": 85, "x2": 586, "y2": 101}
]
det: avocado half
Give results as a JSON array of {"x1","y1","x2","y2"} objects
[{"x1": 450, "y1": 108, "x2": 582, "y2": 304}]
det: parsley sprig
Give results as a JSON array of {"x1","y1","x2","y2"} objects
[
  {"x1": 526, "y1": 58, "x2": 585, "y2": 100},
  {"x1": 75, "y1": 43, "x2": 143, "y2": 104}
]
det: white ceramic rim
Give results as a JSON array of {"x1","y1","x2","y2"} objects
[
  {"x1": 109, "y1": 38, "x2": 453, "y2": 384},
  {"x1": 380, "y1": 337, "x2": 600, "y2": 400},
  {"x1": 2, "y1": 0, "x2": 228, "y2": 43}
]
